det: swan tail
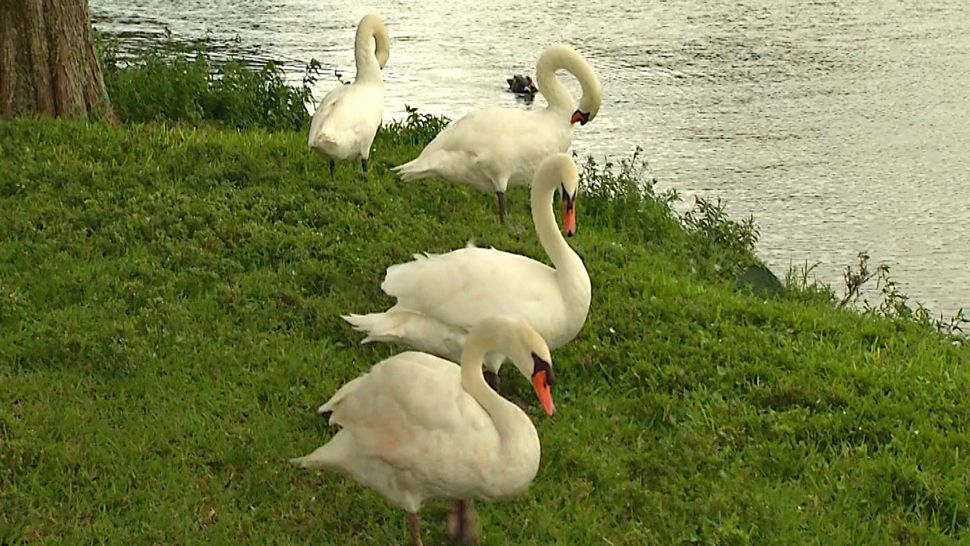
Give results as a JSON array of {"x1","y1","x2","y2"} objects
[
  {"x1": 289, "y1": 445, "x2": 337, "y2": 469},
  {"x1": 289, "y1": 432, "x2": 352, "y2": 470},
  {"x1": 342, "y1": 310, "x2": 463, "y2": 358},
  {"x1": 310, "y1": 131, "x2": 345, "y2": 156},
  {"x1": 317, "y1": 374, "x2": 368, "y2": 416},
  {"x1": 391, "y1": 157, "x2": 435, "y2": 182},
  {"x1": 342, "y1": 311, "x2": 415, "y2": 344}
]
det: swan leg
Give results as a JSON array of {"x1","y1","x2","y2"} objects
[
  {"x1": 446, "y1": 500, "x2": 479, "y2": 545},
  {"x1": 361, "y1": 158, "x2": 369, "y2": 177},
  {"x1": 496, "y1": 191, "x2": 507, "y2": 223},
  {"x1": 483, "y1": 370, "x2": 501, "y2": 393},
  {"x1": 406, "y1": 512, "x2": 424, "y2": 546},
  {"x1": 328, "y1": 160, "x2": 336, "y2": 180}
]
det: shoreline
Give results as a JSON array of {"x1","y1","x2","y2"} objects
[{"x1": 88, "y1": 24, "x2": 970, "y2": 318}]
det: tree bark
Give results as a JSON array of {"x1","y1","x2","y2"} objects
[{"x1": 0, "y1": 0, "x2": 113, "y2": 119}]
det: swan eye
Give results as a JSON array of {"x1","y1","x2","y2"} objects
[
  {"x1": 560, "y1": 185, "x2": 575, "y2": 210},
  {"x1": 531, "y1": 353, "x2": 555, "y2": 386}
]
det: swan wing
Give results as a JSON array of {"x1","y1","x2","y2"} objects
[
  {"x1": 308, "y1": 85, "x2": 347, "y2": 148},
  {"x1": 428, "y1": 109, "x2": 565, "y2": 154},
  {"x1": 308, "y1": 83, "x2": 384, "y2": 158},
  {"x1": 325, "y1": 351, "x2": 496, "y2": 467},
  {"x1": 401, "y1": 108, "x2": 571, "y2": 186},
  {"x1": 382, "y1": 247, "x2": 564, "y2": 333}
]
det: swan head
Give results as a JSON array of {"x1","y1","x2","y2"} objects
[
  {"x1": 570, "y1": 82, "x2": 601, "y2": 125},
  {"x1": 356, "y1": 13, "x2": 389, "y2": 71},
  {"x1": 472, "y1": 316, "x2": 556, "y2": 416},
  {"x1": 535, "y1": 44, "x2": 601, "y2": 125},
  {"x1": 570, "y1": 57, "x2": 601, "y2": 126},
  {"x1": 375, "y1": 34, "x2": 390, "y2": 70},
  {"x1": 536, "y1": 153, "x2": 580, "y2": 237}
]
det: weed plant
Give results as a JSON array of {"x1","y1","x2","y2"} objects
[{"x1": 98, "y1": 32, "x2": 312, "y2": 130}]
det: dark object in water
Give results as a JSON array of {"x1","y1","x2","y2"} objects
[
  {"x1": 506, "y1": 74, "x2": 538, "y2": 95},
  {"x1": 736, "y1": 264, "x2": 784, "y2": 297}
]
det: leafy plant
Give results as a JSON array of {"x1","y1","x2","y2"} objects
[
  {"x1": 579, "y1": 146, "x2": 674, "y2": 204},
  {"x1": 98, "y1": 31, "x2": 313, "y2": 130},
  {"x1": 838, "y1": 251, "x2": 887, "y2": 308},
  {"x1": 837, "y1": 251, "x2": 967, "y2": 340},
  {"x1": 679, "y1": 196, "x2": 760, "y2": 282},
  {"x1": 682, "y1": 197, "x2": 759, "y2": 260},
  {"x1": 379, "y1": 105, "x2": 450, "y2": 147}
]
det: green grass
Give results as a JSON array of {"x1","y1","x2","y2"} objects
[{"x1": 1, "y1": 117, "x2": 968, "y2": 546}]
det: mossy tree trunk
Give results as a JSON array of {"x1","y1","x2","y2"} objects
[{"x1": 0, "y1": 0, "x2": 114, "y2": 119}]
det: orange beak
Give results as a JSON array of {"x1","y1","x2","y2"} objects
[
  {"x1": 562, "y1": 199, "x2": 576, "y2": 237},
  {"x1": 531, "y1": 370, "x2": 555, "y2": 416},
  {"x1": 570, "y1": 110, "x2": 590, "y2": 125}
]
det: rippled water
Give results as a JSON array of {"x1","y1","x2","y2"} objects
[{"x1": 90, "y1": 0, "x2": 970, "y2": 316}]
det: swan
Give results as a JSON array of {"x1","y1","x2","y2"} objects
[
  {"x1": 344, "y1": 153, "x2": 590, "y2": 391},
  {"x1": 393, "y1": 44, "x2": 602, "y2": 222},
  {"x1": 290, "y1": 316, "x2": 556, "y2": 546},
  {"x1": 308, "y1": 13, "x2": 389, "y2": 179}
]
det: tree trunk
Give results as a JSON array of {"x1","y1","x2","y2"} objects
[{"x1": 0, "y1": 0, "x2": 114, "y2": 119}]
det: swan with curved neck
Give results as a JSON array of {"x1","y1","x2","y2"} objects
[
  {"x1": 393, "y1": 44, "x2": 602, "y2": 222},
  {"x1": 535, "y1": 44, "x2": 602, "y2": 124},
  {"x1": 290, "y1": 316, "x2": 556, "y2": 546},
  {"x1": 308, "y1": 13, "x2": 389, "y2": 178},
  {"x1": 345, "y1": 153, "x2": 591, "y2": 389}
]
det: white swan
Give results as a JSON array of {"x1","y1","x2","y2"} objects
[
  {"x1": 344, "y1": 153, "x2": 590, "y2": 390},
  {"x1": 393, "y1": 43, "x2": 602, "y2": 222},
  {"x1": 308, "y1": 13, "x2": 389, "y2": 178},
  {"x1": 290, "y1": 316, "x2": 556, "y2": 546}
]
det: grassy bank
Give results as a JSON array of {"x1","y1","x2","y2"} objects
[
  {"x1": 0, "y1": 37, "x2": 967, "y2": 546},
  {"x1": 1, "y1": 117, "x2": 968, "y2": 545}
]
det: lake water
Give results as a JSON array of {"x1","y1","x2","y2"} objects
[{"x1": 90, "y1": 0, "x2": 970, "y2": 317}]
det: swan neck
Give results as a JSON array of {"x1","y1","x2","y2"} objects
[
  {"x1": 461, "y1": 337, "x2": 516, "y2": 429},
  {"x1": 531, "y1": 178, "x2": 573, "y2": 271},
  {"x1": 535, "y1": 46, "x2": 599, "y2": 116},
  {"x1": 354, "y1": 18, "x2": 387, "y2": 83},
  {"x1": 535, "y1": 57, "x2": 573, "y2": 112}
]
